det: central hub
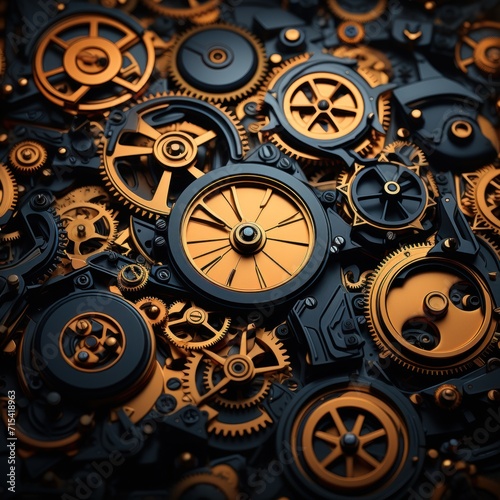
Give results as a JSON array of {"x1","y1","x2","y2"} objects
[
  {"x1": 230, "y1": 222, "x2": 266, "y2": 254},
  {"x1": 224, "y1": 355, "x2": 254, "y2": 382},
  {"x1": 317, "y1": 99, "x2": 330, "y2": 110},
  {"x1": 384, "y1": 181, "x2": 401, "y2": 196},
  {"x1": 186, "y1": 307, "x2": 207, "y2": 325},
  {"x1": 423, "y1": 291, "x2": 449, "y2": 319},
  {"x1": 154, "y1": 131, "x2": 197, "y2": 169},
  {"x1": 340, "y1": 432, "x2": 360, "y2": 453}
]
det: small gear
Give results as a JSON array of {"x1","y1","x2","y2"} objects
[
  {"x1": 56, "y1": 202, "x2": 118, "y2": 258},
  {"x1": 0, "y1": 230, "x2": 21, "y2": 243},
  {"x1": 9, "y1": 140, "x2": 48, "y2": 175},
  {"x1": 328, "y1": 0, "x2": 387, "y2": 23},
  {"x1": 462, "y1": 165, "x2": 500, "y2": 235},
  {"x1": 343, "y1": 269, "x2": 373, "y2": 291},
  {"x1": 0, "y1": 164, "x2": 18, "y2": 226},
  {"x1": 117, "y1": 263, "x2": 149, "y2": 293},
  {"x1": 168, "y1": 24, "x2": 267, "y2": 103},
  {"x1": 163, "y1": 300, "x2": 230, "y2": 350},
  {"x1": 141, "y1": 0, "x2": 220, "y2": 21},
  {"x1": 382, "y1": 141, "x2": 429, "y2": 168},
  {"x1": 134, "y1": 297, "x2": 168, "y2": 328},
  {"x1": 365, "y1": 244, "x2": 499, "y2": 375}
]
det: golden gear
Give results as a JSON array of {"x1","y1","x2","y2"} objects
[
  {"x1": 0, "y1": 230, "x2": 21, "y2": 243},
  {"x1": 171, "y1": 465, "x2": 239, "y2": 500},
  {"x1": 163, "y1": 300, "x2": 230, "y2": 350},
  {"x1": 365, "y1": 244, "x2": 499, "y2": 375},
  {"x1": 382, "y1": 141, "x2": 429, "y2": 168},
  {"x1": 293, "y1": 387, "x2": 409, "y2": 491},
  {"x1": 455, "y1": 22, "x2": 500, "y2": 77},
  {"x1": 305, "y1": 164, "x2": 349, "y2": 192},
  {"x1": 337, "y1": 21, "x2": 365, "y2": 44},
  {"x1": 56, "y1": 202, "x2": 118, "y2": 258},
  {"x1": 462, "y1": 165, "x2": 500, "y2": 235},
  {"x1": 117, "y1": 263, "x2": 149, "y2": 293},
  {"x1": 167, "y1": 24, "x2": 267, "y2": 103},
  {"x1": 8, "y1": 140, "x2": 47, "y2": 175},
  {"x1": 33, "y1": 14, "x2": 156, "y2": 114},
  {"x1": 55, "y1": 185, "x2": 111, "y2": 210},
  {"x1": 343, "y1": 269, "x2": 373, "y2": 291},
  {"x1": 327, "y1": 0, "x2": 387, "y2": 23},
  {"x1": 100, "y1": 91, "x2": 248, "y2": 219},
  {"x1": 182, "y1": 325, "x2": 290, "y2": 436},
  {"x1": 134, "y1": 297, "x2": 168, "y2": 328},
  {"x1": 0, "y1": 164, "x2": 18, "y2": 222},
  {"x1": 141, "y1": 0, "x2": 220, "y2": 21}
]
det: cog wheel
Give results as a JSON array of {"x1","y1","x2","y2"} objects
[
  {"x1": 0, "y1": 230, "x2": 21, "y2": 243},
  {"x1": 141, "y1": 0, "x2": 220, "y2": 20},
  {"x1": 117, "y1": 263, "x2": 149, "y2": 293},
  {"x1": 55, "y1": 185, "x2": 111, "y2": 209},
  {"x1": 32, "y1": 12, "x2": 156, "y2": 114},
  {"x1": 134, "y1": 297, "x2": 168, "y2": 328},
  {"x1": 168, "y1": 24, "x2": 267, "y2": 104},
  {"x1": 462, "y1": 165, "x2": 500, "y2": 235},
  {"x1": 182, "y1": 325, "x2": 290, "y2": 436},
  {"x1": 277, "y1": 378, "x2": 424, "y2": 499},
  {"x1": 305, "y1": 163, "x2": 349, "y2": 192},
  {"x1": 365, "y1": 244, "x2": 500, "y2": 375},
  {"x1": 8, "y1": 140, "x2": 47, "y2": 175},
  {"x1": 56, "y1": 202, "x2": 118, "y2": 259},
  {"x1": 163, "y1": 300, "x2": 230, "y2": 350},
  {"x1": 455, "y1": 22, "x2": 500, "y2": 83},
  {"x1": 100, "y1": 92, "x2": 248, "y2": 218},
  {"x1": 327, "y1": 0, "x2": 387, "y2": 23},
  {"x1": 382, "y1": 141, "x2": 429, "y2": 168},
  {"x1": 343, "y1": 269, "x2": 373, "y2": 291},
  {"x1": 0, "y1": 164, "x2": 18, "y2": 227}
]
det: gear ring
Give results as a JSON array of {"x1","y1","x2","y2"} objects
[
  {"x1": 168, "y1": 24, "x2": 267, "y2": 103},
  {"x1": 141, "y1": 0, "x2": 220, "y2": 20},
  {"x1": 327, "y1": 0, "x2": 387, "y2": 23},
  {"x1": 365, "y1": 244, "x2": 499, "y2": 375},
  {"x1": 0, "y1": 164, "x2": 18, "y2": 227},
  {"x1": 9, "y1": 141, "x2": 48, "y2": 174}
]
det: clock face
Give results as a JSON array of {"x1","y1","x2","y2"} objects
[{"x1": 0, "y1": 0, "x2": 499, "y2": 498}]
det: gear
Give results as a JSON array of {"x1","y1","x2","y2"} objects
[
  {"x1": 8, "y1": 141, "x2": 47, "y2": 175},
  {"x1": 343, "y1": 269, "x2": 373, "y2": 291},
  {"x1": 382, "y1": 141, "x2": 429, "y2": 168},
  {"x1": 117, "y1": 263, "x2": 149, "y2": 293},
  {"x1": 0, "y1": 164, "x2": 18, "y2": 226},
  {"x1": 328, "y1": 0, "x2": 388, "y2": 23},
  {"x1": 55, "y1": 185, "x2": 111, "y2": 209},
  {"x1": 168, "y1": 24, "x2": 267, "y2": 104},
  {"x1": 134, "y1": 297, "x2": 168, "y2": 328},
  {"x1": 0, "y1": 230, "x2": 21, "y2": 243},
  {"x1": 305, "y1": 164, "x2": 349, "y2": 192},
  {"x1": 141, "y1": 0, "x2": 220, "y2": 21},
  {"x1": 56, "y1": 202, "x2": 118, "y2": 258},
  {"x1": 100, "y1": 92, "x2": 249, "y2": 218},
  {"x1": 365, "y1": 244, "x2": 499, "y2": 375},
  {"x1": 32, "y1": 12, "x2": 156, "y2": 114},
  {"x1": 163, "y1": 300, "x2": 230, "y2": 350},
  {"x1": 462, "y1": 165, "x2": 500, "y2": 235},
  {"x1": 182, "y1": 324, "x2": 290, "y2": 436}
]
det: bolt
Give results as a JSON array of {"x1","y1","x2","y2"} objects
[
  {"x1": 167, "y1": 378, "x2": 181, "y2": 391},
  {"x1": 342, "y1": 319, "x2": 355, "y2": 331},
  {"x1": 258, "y1": 144, "x2": 279, "y2": 163},
  {"x1": 442, "y1": 238, "x2": 458, "y2": 251},
  {"x1": 304, "y1": 297, "x2": 317, "y2": 308},
  {"x1": 357, "y1": 316, "x2": 366, "y2": 326},
  {"x1": 77, "y1": 224, "x2": 86, "y2": 237},
  {"x1": 156, "y1": 267, "x2": 171, "y2": 282},
  {"x1": 154, "y1": 236, "x2": 166, "y2": 247},
  {"x1": 7, "y1": 275, "x2": 19, "y2": 290},
  {"x1": 333, "y1": 236, "x2": 345, "y2": 247},
  {"x1": 322, "y1": 191, "x2": 336, "y2": 204},
  {"x1": 346, "y1": 335, "x2": 358, "y2": 345},
  {"x1": 386, "y1": 231, "x2": 397, "y2": 241},
  {"x1": 155, "y1": 218, "x2": 167, "y2": 232},
  {"x1": 75, "y1": 274, "x2": 91, "y2": 288},
  {"x1": 353, "y1": 297, "x2": 365, "y2": 310},
  {"x1": 76, "y1": 320, "x2": 90, "y2": 334},
  {"x1": 276, "y1": 324, "x2": 289, "y2": 338},
  {"x1": 278, "y1": 157, "x2": 293, "y2": 171},
  {"x1": 110, "y1": 111, "x2": 125, "y2": 124},
  {"x1": 156, "y1": 394, "x2": 177, "y2": 414},
  {"x1": 181, "y1": 407, "x2": 200, "y2": 425},
  {"x1": 107, "y1": 251, "x2": 118, "y2": 262},
  {"x1": 330, "y1": 245, "x2": 339, "y2": 254},
  {"x1": 32, "y1": 193, "x2": 48, "y2": 208},
  {"x1": 247, "y1": 311, "x2": 263, "y2": 324},
  {"x1": 77, "y1": 351, "x2": 90, "y2": 362},
  {"x1": 244, "y1": 102, "x2": 257, "y2": 116}
]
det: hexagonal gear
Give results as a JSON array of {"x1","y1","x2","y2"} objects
[
  {"x1": 327, "y1": 0, "x2": 388, "y2": 23},
  {"x1": 182, "y1": 325, "x2": 290, "y2": 436},
  {"x1": 365, "y1": 243, "x2": 500, "y2": 375},
  {"x1": 117, "y1": 263, "x2": 149, "y2": 293},
  {"x1": 100, "y1": 91, "x2": 249, "y2": 218},
  {"x1": 167, "y1": 23, "x2": 267, "y2": 104},
  {"x1": 163, "y1": 300, "x2": 230, "y2": 350},
  {"x1": 382, "y1": 141, "x2": 429, "y2": 168},
  {"x1": 0, "y1": 164, "x2": 18, "y2": 226},
  {"x1": 56, "y1": 202, "x2": 118, "y2": 258},
  {"x1": 134, "y1": 296, "x2": 168, "y2": 328},
  {"x1": 462, "y1": 165, "x2": 500, "y2": 235},
  {"x1": 141, "y1": 0, "x2": 220, "y2": 20}
]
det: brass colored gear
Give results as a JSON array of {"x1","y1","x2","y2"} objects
[
  {"x1": 328, "y1": 0, "x2": 387, "y2": 23},
  {"x1": 141, "y1": 0, "x2": 220, "y2": 20},
  {"x1": 343, "y1": 269, "x2": 373, "y2": 291},
  {"x1": 182, "y1": 325, "x2": 290, "y2": 436},
  {"x1": 0, "y1": 164, "x2": 18, "y2": 224},
  {"x1": 100, "y1": 92, "x2": 248, "y2": 218},
  {"x1": 55, "y1": 185, "x2": 111, "y2": 209},
  {"x1": 117, "y1": 263, "x2": 149, "y2": 293},
  {"x1": 56, "y1": 202, "x2": 118, "y2": 258},
  {"x1": 134, "y1": 296, "x2": 168, "y2": 328},
  {"x1": 0, "y1": 230, "x2": 21, "y2": 243},
  {"x1": 365, "y1": 244, "x2": 499, "y2": 375},
  {"x1": 337, "y1": 21, "x2": 365, "y2": 44},
  {"x1": 382, "y1": 141, "x2": 429, "y2": 168},
  {"x1": 8, "y1": 140, "x2": 47, "y2": 175},
  {"x1": 168, "y1": 24, "x2": 267, "y2": 103},
  {"x1": 163, "y1": 300, "x2": 230, "y2": 350},
  {"x1": 462, "y1": 165, "x2": 500, "y2": 235},
  {"x1": 305, "y1": 164, "x2": 349, "y2": 192},
  {"x1": 32, "y1": 14, "x2": 156, "y2": 114}
]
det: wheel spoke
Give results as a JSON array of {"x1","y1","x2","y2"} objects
[
  {"x1": 50, "y1": 36, "x2": 69, "y2": 50},
  {"x1": 194, "y1": 130, "x2": 217, "y2": 146},
  {"x1": 186, "y1": 165, "x2": 205, "y2": 179},
  {"x1": 68, "y1": 85, "x2": 91, "y2": 104},
  {"x1": 137, "y1": 117, "x2": 162, "y2": 140},
  {"x1": 359, "y1": 427, "x2": 386, "y2": 445},
  {"x1": 320, "y1": 446, "x2": 343, "y2": 468},
  {"x1": 113, "y1": 144, "x2": 153, "y2": 159},
  {"x1": 345, "y1": 455, "x2": 355, "y2": 477},
  {"x1": 351, "y1": 414, "x2": 365, "y2": 435},
  {"x1": 44, "y1": 66, "x2": 65, "y2": 78},
  {"x1": 315, "y1": 430, "x2": 341, "y2": 446},
  {"x1": 357, "y1": 448, "x2": 381, "y2": 469},
  {"x1": 150, "y1": 170, "x2": 172, "y2": 208},
  {"x1": 116, "y1": 32, "x2": 140, "y2": 52},
  {"x1": 89, "y1": 19, "x2": 99, "y2": 37},
  {"x1": 329, "y1": 408, "x2": 348, "y2": 435},
  {"x1": 112, "y1": 76, "x2": 139, "y2": 92}
]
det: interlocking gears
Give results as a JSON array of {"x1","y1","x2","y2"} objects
[
  {"x1": 261, "y1": 54, "x2": 391, "y2": 163},
  {"x1": 163, "y1": 300, "x2": 230, "y2": 350},
  {"x1": 32, "y1": 11, "x2": 156, "y2": 113},
  {"x1": 134, "y1": 296, "x2": 168, "y2": 328},
  {"x1": 8, "y1": 141, "x2": 48, "y2": 175},
  {"x1": 117, "y1": 262, "x2": 149, "y2": 292},
  {"x1": 182, "y1": 324, "x2": 290, "y2": 436},
  {"x1": 277, "y1": 378, "x2": 423, "y2": 499},
  {"x1": 57, "y1": 202, "x2": 118, "y2": 258},
  {"x1": 365, "y1": 244, "x2": 499, "y2": 375},
  {"x1": 382, "y1": 141, "x2": 429, "y2": 168},
  {"x1": 0, "y1": 164, "x2": 18, "y2": 227},
  {"x1": 101, "y1": 92, "x2": 248, "y2": 218},
  {"x1": 168, "y1": 24, "x2": 267, "y2": 103},
  {"x1": 168, "y1": 164, "x2": 329, "y2": 307}
]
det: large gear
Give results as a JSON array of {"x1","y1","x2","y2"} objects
[
  {"x1": 327, "y1": 0, "x2": 388, "y2": 23},
  {"x1": 141, "y1": 0, "x2": 220, "y2": 21},
  {"x1": 100, "y1": 92, "x2": 249, "y2": 218},
  {"x1": 8, "y1": 140, "x2": 48, "y2": 175},
  {"x1": 163, "y1": 300, "x2": 230, "y2": 350},
  {"x1": 167, "y1": 24, "x2": 267, "y2": 104},
  {"x1": 365, "y1": 244, "x2": 500, "y2": 375},
  {"x1": 182, "y1": 324, "x2": 290, "y2": 436},
  {"x1": 32, "y1": 11, "x2": 156, "y2": 113},
  {"x1": 56, "y1": 201, "x2": 118, "y2": 258},
  {"x1": 0, "y1": 164, "x2": 18, "y2": 227}
]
